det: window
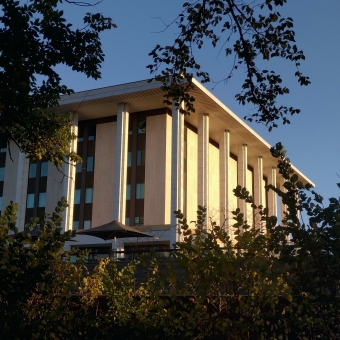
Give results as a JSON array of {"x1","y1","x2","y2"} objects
[
  {"x1": 138, "y1": 119, "x2": 146, "y2": 134},
  {"x1": 88, "y1": 125, "x2": 96, "y2": 140},
  {"x1": 84, "y1": 220, "x2": 91, "y2": 229},
  {"x1": 126, "y1": 184, "x2": 131, "y2": 200},
  {"x1": 125, "y1": 217, "x2": 130, "y2": 226},
  {"x1": 0, "y1": 167, "x2": 5, "y2": 181},
  {"x1": 74, "y1": 189, "x2": 81, "y2": 204},
  {"x1": 73, "y1": 221, "x2": 79, "y2": 230},
  {"x1": 127, "y1": 152, "x2": 132, "y2": 167},
  {"x1": 136, "y1": 183, "x2": 144, "y2": 199},
  {"x1": 136, "y1": 150, "x2": 145, "y2": 166},
  {"x1": 0, "y1": 136, "x2": 7, "y2": 153},
  {"x1": 38, "y1": 193, "x2": 46, "y2": 208},
  {"x1": 76, "y1": 162, "x2": 82, "y2": 173},
  {"x1": 134, "y1": 216, "x2": 144, "y2": 226},
  {"x1": 128, "y1": 120, "x2": 133, "y2": 135},
  {"x1": 40, "y1": 162, "x2": 48, "y2": 177},
  {"x1": 87, "y1": 156, "x2": 94, "y2": 172},
  {"x1": 29, "y1": 163, "x2": 37, "y2": 178},
  {"x1": 85, "y1": 188, "x2": 93, "y2": 204},
  {"x1": 27, "y1": 194, "x2": 35, "y2": 208},
  {"x1": 77, "y1": 126, "x2": 84, "y2": 142}
]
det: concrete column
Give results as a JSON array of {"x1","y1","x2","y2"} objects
[
  {"x1": 62, "y1": 113, "x2": 78, "y2": 231},
  {"x1": 280, "y1": 178, "x2": 288, "y2": 225},
  {"x1": 237, "y1": 144, "x2": 248, "y2": 218},
  {"x1": 267, "y1": 167, "x2": 277, "y2": 218},
  {"x1": 2, "y1": 143, "x2": 29, "y2": 232},
  {"x1": 219, "y1": 130, "x2": 230, "y2": 230},
  {"x1": 253, "y1": 156, "x2": 263, "y2": 228},
  {"x1": 113, "y1": 103, "x2": 129, "y2": 223},
  {"x1": 198, "y1": 113, "x2": 209, "y2": 217},
  {"x1": 170, "y1": 101, "x2": 184, "y2": 247}
]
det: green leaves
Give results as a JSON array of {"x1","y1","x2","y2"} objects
[
  {"x1": 148, "y1": 0, "x2": 310, "y2": 130},
  {"x1": 0, "y1": 0, "x2": 115, "y2": 164}
]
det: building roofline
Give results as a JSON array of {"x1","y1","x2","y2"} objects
[{"x1": 58, "y1": 78, "x2": 315, "y2": 187}]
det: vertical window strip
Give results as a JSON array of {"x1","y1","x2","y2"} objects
[
  {"x1": 73, "y1": 121, "x2": 96, "y2": 230},
  {"x1": 25, "y1": 160, "x2": 47, "y2": 223}
]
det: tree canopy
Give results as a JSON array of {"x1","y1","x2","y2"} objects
[
  {"x1": 1, "y1": 149, "x2": 339, "y2": 338},
  {"x1": 0, "y1": 0, "x2": 115, "y2": 165},
  {"x1": 148, "y1": 0, "x2": 310, "y2": 130}
]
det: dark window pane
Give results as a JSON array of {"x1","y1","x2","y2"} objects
[
  {"x1": 126, "y1": 184, "x2": 131, "y2": 200},
  {"x1": 85, "y1": 188, "x2": 93, "y2": 204},
  {"x1": 88, "y1": 125, "x2": 96, "y2": 140},
  {"x1": 136, "y1": 183, "x2": 144, "y2": 199},
  {"x1": 87, "y1": 156, "x2": 94, "y2": 172},
  {"x1": 40, "y1": 162, "x2": 48, "y2": 177},
  {"x1": 136, "y1": 150, "x2": 145, "y2": 166},
  {"x1": 0, "y1": 135, "x2": 7, "y2": 153},
  {"x1": 74, "y1": 189, "x2": 81, "y2": 204},
  {"x1": 27, "y1": 194, "x2": 35, "y2": 208},
  {"x1": 84, "y1": 220, "x2": 91, "y2": 229},
  {"x1": 76, "y1": 162, "x2": 82, "y2": 173},
  {"x1": 134, "y1": 216, "x2": 144, "y2": 226},
  {"x1": 0, "y1": 167, "x2": 5, "y2": 181},
  {"x1": 29, "y1": 164, "x2": 37, "y2": 178},
  {"x1": 38, "y1": 192, "x2": 46, "y2": 208},
  {"x1": 73, "y1": 221, "x2": 79, "y2": 230},
  {"x1": 78, "y1": 126, "x2": 84, "y2": 142},
  {"x1": 138, "y1": 119, "x2": 146, "y2": 134}
]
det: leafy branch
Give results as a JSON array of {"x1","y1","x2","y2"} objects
[{"x1": 148, "y1": 0, "x2": 310, "y2": 130}]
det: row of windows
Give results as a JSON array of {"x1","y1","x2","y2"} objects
[
  {"x1": 29, "y1": 162, "x2": 48, "y2": 178},
  {"x1": 73, "y1": 220, "x2": 91, "y2": 230},
  {"x1": 76, "y1": 156, "x2": 94, "y2": 173},
  {"x1": 78, "y1": 125, "x2": 96, "y2": 142},
  {"x1": 74, "y1": 188, "x2": 93, "y2": 205},
  {"x1": 127, "y1": 150, "x2": 145, "y2": 167},
  {"x1": 129, "y1": 118, "x2": 146, "y2": 135},
  {"x1": 126, "y1": 183, "x2": 145, "y2": 200},
  {"x1": 125, "y1": 216, "x2": 144, "y2": 226},
  {"x1": 26, "y1": 192, "x2": 46, "y2": 208}
]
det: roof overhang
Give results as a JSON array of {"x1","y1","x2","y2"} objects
[{"x1": 57, "y1": 78, "x2": 314, "y2": 187}]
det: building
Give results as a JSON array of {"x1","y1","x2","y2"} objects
[{"x1": 0, "y1": 78, "x2": 314, "y2": 251}]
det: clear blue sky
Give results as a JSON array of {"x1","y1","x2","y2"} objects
[{"x1": 58, "y1": 0, "x2": 340, "y2": 204}]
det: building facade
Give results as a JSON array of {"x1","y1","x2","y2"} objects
[{"x1": 1, "y1": 79, "x2": 314, "y2": 250}]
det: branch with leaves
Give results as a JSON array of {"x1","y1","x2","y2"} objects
[
  {"x1": 148, "y1": 0, "x2": 310, "y2": 130},
  {"x1": 0, "y1": 0, "x2": 116, "y2": 165}
]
